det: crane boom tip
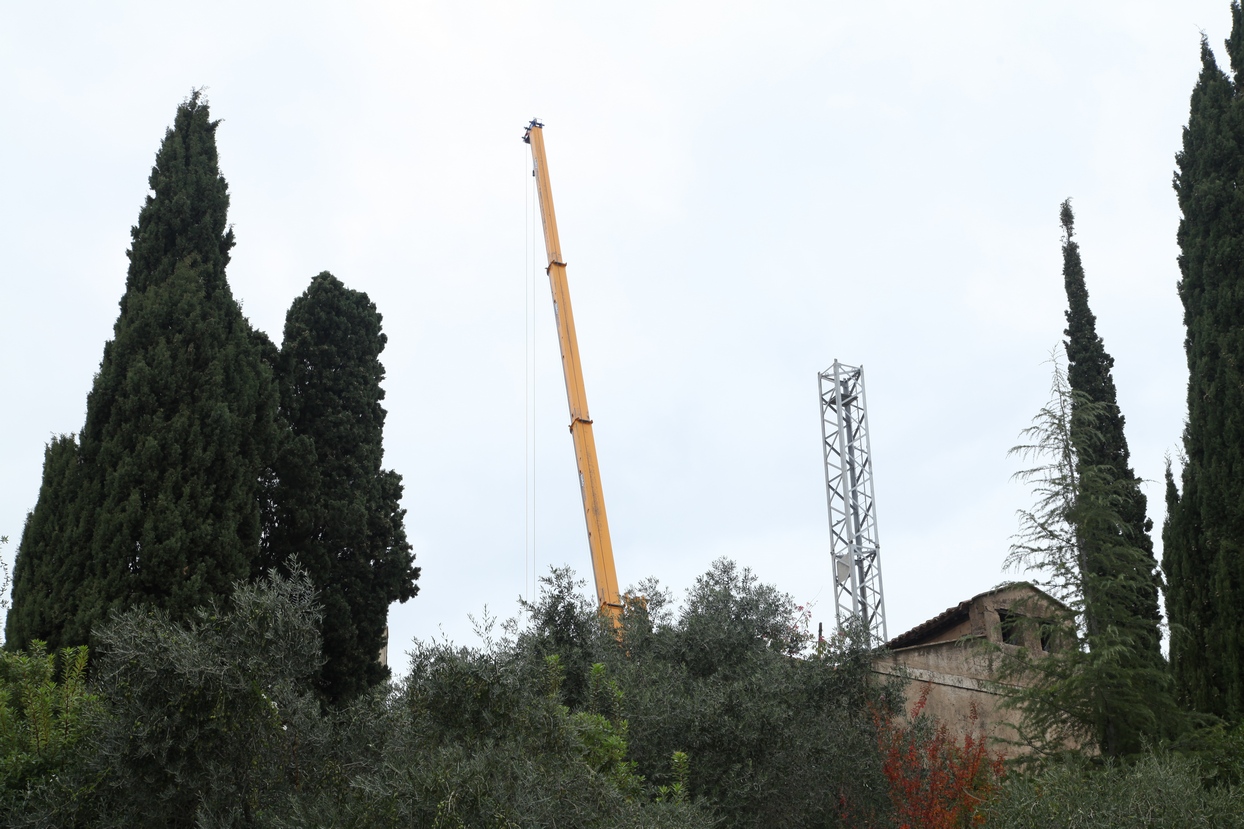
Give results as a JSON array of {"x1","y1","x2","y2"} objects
[{"x1": 522, "y1": 118, "x2": 544, "y2": 144}]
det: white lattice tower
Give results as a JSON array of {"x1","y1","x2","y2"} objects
[{"x1": 818, "y1": 361, "x2": 887, "y2": 643}]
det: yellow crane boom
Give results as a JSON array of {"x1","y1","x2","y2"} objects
[{"x1": 523, "y1": 119, "x2": 623, "y2": 623}]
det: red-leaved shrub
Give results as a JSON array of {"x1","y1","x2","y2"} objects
[{"x1": 874, "y1": 684, "x2": 1004, "y2": 828}]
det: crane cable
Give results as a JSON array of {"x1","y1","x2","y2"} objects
[
  {"x1": 524, "y1": 142, "x2": 537, "y2": 604},
  {"x1": 524, "y1": 141, "x2": 530, "y2": 603}
]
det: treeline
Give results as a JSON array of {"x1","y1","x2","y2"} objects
[
  {"x1": 1, "y1": 562, "x2": 904, "y2": 828},
  {"x1": 926, "y1": 2, "x2": 1244, "y2": 823},
  {"x1": 994, "y1": 0, "x2": 1244, "y2": 764},
  {"x1": 4, "y1": 92, "x2": 419, "y2": 705},
  {"x1": 5, "y1": 563, "x2": 1241, "y2": 828}
]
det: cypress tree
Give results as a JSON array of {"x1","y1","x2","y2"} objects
[
  {"x1": 265, "y1": 272, "x2": 419, "y2": 703},
  {"x1": 5, "y1": 436, "x2": 85, "y2": 650},
  {"x1": 1165, "y1": 13, "x2": 1244, "y2": 718},
  {"x1": 1059, "y1": 200, "x2": 1176, "y2": 753},
  {"x1": 5, "y1": 92, "x2": 280, "y2": 649},
  {"x1": 1006, "y1": 362, "x2": 1181, "y2": 756}
]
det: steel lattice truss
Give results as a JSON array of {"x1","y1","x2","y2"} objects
[{"x1": 819, "y1": 361, "x2": 887, "y2": 644}]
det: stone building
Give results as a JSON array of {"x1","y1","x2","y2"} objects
[{"x1": 872, "y1": 582, "x2": 1069, "y2": 759}]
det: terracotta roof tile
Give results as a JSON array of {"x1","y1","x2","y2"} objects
[{"x1": 885, "y1": 581, "x2": 1065, "y2": 650}]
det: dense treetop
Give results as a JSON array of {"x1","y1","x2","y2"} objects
[{"x1": 265, "y1": 271, "x2": 419, "y2": 703}]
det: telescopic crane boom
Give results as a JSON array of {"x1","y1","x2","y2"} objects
[{"x1": 523, "y1": 119, "x2": 623, "y2": 623}]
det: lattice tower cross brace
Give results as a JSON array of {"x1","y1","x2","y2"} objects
[{"x1": 818, "y1": 361, "x2": 888, "y2": 643}]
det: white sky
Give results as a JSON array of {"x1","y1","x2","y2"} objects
[{"x1": 0, "y1": 2, "x2": 1231, "y2": 674}]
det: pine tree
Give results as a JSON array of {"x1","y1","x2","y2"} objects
[
  {"x1": 5, "y1": 92, "x2": 281, "y2": 649},
  {"x1": 1165, "y1": 13, "x2": 1244, "y2": 719},
  {"x1": 1056, "y1": 201, "x2": 1176, "y2": 753},
  {"x1": 265, "y1": 272, "x2": 419, "y2": 703}
]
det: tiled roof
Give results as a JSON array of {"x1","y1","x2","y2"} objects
[
  {"x1": 886, "y1": 599, "x2": 971, "y2": 650},
  {"x1": 885, "y1": 581, "x2": 1065, "y2": 650}
]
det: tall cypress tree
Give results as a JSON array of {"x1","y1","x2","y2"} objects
[
  {"x1": 264, "y1": 272, "x2": 419, "y2": 703},
  {"x1": 5, "y1": 92, "x2": 280, "y2": 649},
  {"x1": 1061, "y1": 200, "x2": 1164, "y2": 656},
  {"x1": 1059, "y1": 200, "x2": 1175, "y2": 753},
  {"x1": 6, "y1": 436, "x2": 85, "y2": 650},
  {"x1": 1165, "y1": 13, "x2": 1244, "y2": 719}
]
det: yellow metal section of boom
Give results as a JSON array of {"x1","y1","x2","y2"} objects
[{"x1": 523, "y1": 119, "x2": 623, "y2": 623}]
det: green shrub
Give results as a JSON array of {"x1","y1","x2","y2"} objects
[
  {"x1": 982, "y1": 754, "x2": 1244, "y2": 828},
  {"x1": 84, "y1": 568, "x2": 327, "y2": 829},
  {"x1": 268, "y1": 616, "x2": 707, "y2": 829},
  {"x1": 520, "y1": 561, "x2": 901, "y2": 829},
  {"x1": 0, "y1": 642, "x2": 96, "y2": 799}
]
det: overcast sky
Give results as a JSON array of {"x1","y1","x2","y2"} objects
[{"x1": 1, "y1": 2, "x2": 1233, "y2": 673}]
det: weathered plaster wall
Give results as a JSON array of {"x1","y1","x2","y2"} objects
[
  {"x1": 873, "y1": 641, "x2": 1024, "y2": 758},
  {"x1": 873, "y1": 583, "x2": 1069, "y2": 760}
]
